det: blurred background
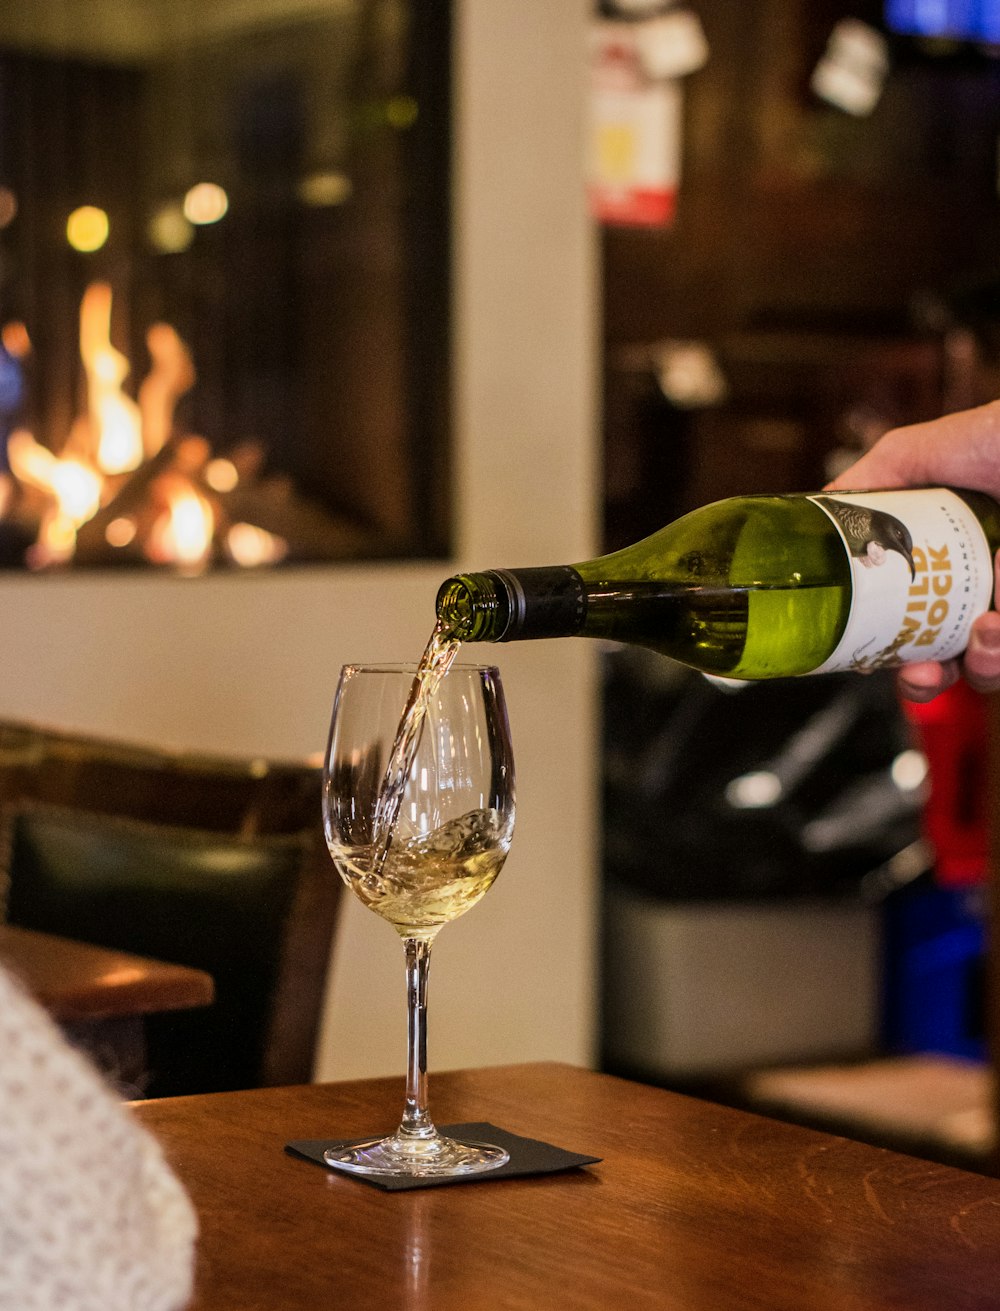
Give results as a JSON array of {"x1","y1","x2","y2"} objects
[
  {"x1": 0, "y1": 0, "x2": 996, "y2": 1168},
  {"x1": 593, "y1": 0, "x2": 998, "y2": 1172}
]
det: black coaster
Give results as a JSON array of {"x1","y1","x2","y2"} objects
[{"x1": 285, "y1": 1122, "x2": 601, "y2": 1191}]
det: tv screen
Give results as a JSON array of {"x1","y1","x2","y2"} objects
[{"x1": 885, "y1": 0, "x2": 1000, "y2": 44}]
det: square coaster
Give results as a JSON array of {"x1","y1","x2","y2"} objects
[{"x1": 285, "y1": 1121, "x2": 601, "y2": 1191}]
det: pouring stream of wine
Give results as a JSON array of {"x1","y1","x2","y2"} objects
[{"x1": 370, "y1": 622, "x2": 462, "y2": 869}]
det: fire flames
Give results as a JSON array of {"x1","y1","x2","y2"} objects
[{"x1": 1, "y1": 282, "x2": 289, "y2": 572}]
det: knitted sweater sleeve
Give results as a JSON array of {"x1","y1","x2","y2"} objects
[{"x1": 0, "y1": 963, "x2": 198, "y2": 1311}]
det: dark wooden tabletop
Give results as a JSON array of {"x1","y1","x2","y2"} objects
[
  {"x1": 0, "y1": 924, "x2": 215, "y2": 1020},
  {"x1": 132, "y1": 1061, "x2": 1000, "y2": 1311}
]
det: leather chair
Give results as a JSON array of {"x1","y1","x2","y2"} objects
[{"x1": 0, "y1": 719, "x2": 340, "y2": 1098}]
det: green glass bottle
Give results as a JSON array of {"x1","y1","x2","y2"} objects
[{"x1": 436, "y1": 489, "x2": 1000, "y2": 679}]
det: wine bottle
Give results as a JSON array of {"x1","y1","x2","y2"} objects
[{"x1": 436, "y1": 489, "x2": 1000, "y2": 679}]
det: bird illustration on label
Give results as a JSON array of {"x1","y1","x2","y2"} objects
[
  {"x1": 814, "y1": 496, "x2": 916, "y2": 579},
  {"x1": 810, "y1": 496, "x2": 949, "y2": 672}
]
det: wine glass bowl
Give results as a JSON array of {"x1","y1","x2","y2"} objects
[{"x1": 322, "y1": 660, "x2": 515, "y2": 1178}]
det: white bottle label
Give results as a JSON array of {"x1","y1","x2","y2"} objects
[{"x1": 810, "y1": 489, "x2": 993, "y2": 674}]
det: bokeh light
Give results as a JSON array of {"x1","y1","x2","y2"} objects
[
  {"x1": 0, "y1": 187, "x2": 17, "y2": 229},
  {"x1": 66, "y1": 206, "x2": 109, "y2": 252},
  {"x1": 227, "y1": 521, "x2": 288, "y2": 567},
  {"x1": 1, "y1": 320, "x2": 30, "y2": 358},
  {"x1": 148, "y1": 202, "x2": 195, "y2": 254},
  {"x1": 106, "y1": 516, "x2": 137, "y2": 548},
  {"x1": 204, "y1": 458, "x2": 239, "y2": 493},
  {"x1": 297, "y1": 171, "x2": 353, "y2": 207},
  {"x1": 183, "y1": 182, "x2": 229, "y2": 225},
  {"x1": 385, "y1": 95, "x2": 418, "y2": 129}
]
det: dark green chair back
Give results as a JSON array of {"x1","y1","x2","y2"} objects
[{"x1": 0, "y1": 719, "x2": 339, "y2": 1098}]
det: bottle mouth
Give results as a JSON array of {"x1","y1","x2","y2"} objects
[
  {"x1": 435, "y1": 574, "x2": 510, "y2": 641},
  {"x1": 437, "y1": 566, "x2": 586, "y2": 642}
]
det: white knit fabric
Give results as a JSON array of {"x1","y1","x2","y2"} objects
[{"x1": 0, "y1": 964, "x2": 197, "y2": 1311}]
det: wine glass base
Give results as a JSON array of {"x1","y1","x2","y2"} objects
[{"x1": 323, "y1": 1132, "x2": 509, "y2": 1179}]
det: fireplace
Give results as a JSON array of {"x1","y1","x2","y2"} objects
[{"x1": 0, "y1": 0, "x2": 451, "y2": 572}]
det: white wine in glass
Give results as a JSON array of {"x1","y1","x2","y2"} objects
[{"x1": 322, "y1": 655, "x2": 515, "y2": 1178}]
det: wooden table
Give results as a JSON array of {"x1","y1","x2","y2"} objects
[
  {"x1": 1, "y1": 924, "x2": 215, "y2": 1093},
  {"x1": 0, "y1": 924, "x2": 215, "y2": 1020},
  {"x1": 133, "y1": 1061, "x2": 1000, "y2": 1310}
]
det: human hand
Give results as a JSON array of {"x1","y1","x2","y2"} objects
[{"x1": 826, "y1": 399, "x2": 1000, "y2": 700}]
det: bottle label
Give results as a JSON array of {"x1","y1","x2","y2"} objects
[{"x1": 810, "y1": 489, "x2": 993, "y2": 674}]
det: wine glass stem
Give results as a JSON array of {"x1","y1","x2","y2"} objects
[{"x1": 400, "y1": 935, "x2": 435, "y2": 1140}]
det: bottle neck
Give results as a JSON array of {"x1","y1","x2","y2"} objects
[{"x1": 436, "y1": 566, "x2": 586, "y2": 642}]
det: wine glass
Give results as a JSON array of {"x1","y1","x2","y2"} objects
[{"x1": 321, "y1": 661, "x2": 515, "y2": 1178}]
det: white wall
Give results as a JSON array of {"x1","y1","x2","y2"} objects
[{"x1": 0, "y1": 0, "x2": 601, "y2": 1080}]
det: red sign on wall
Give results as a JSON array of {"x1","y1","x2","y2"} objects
[{"x1": 587, "y1": 21, "x2": 683, "y2": 228}]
